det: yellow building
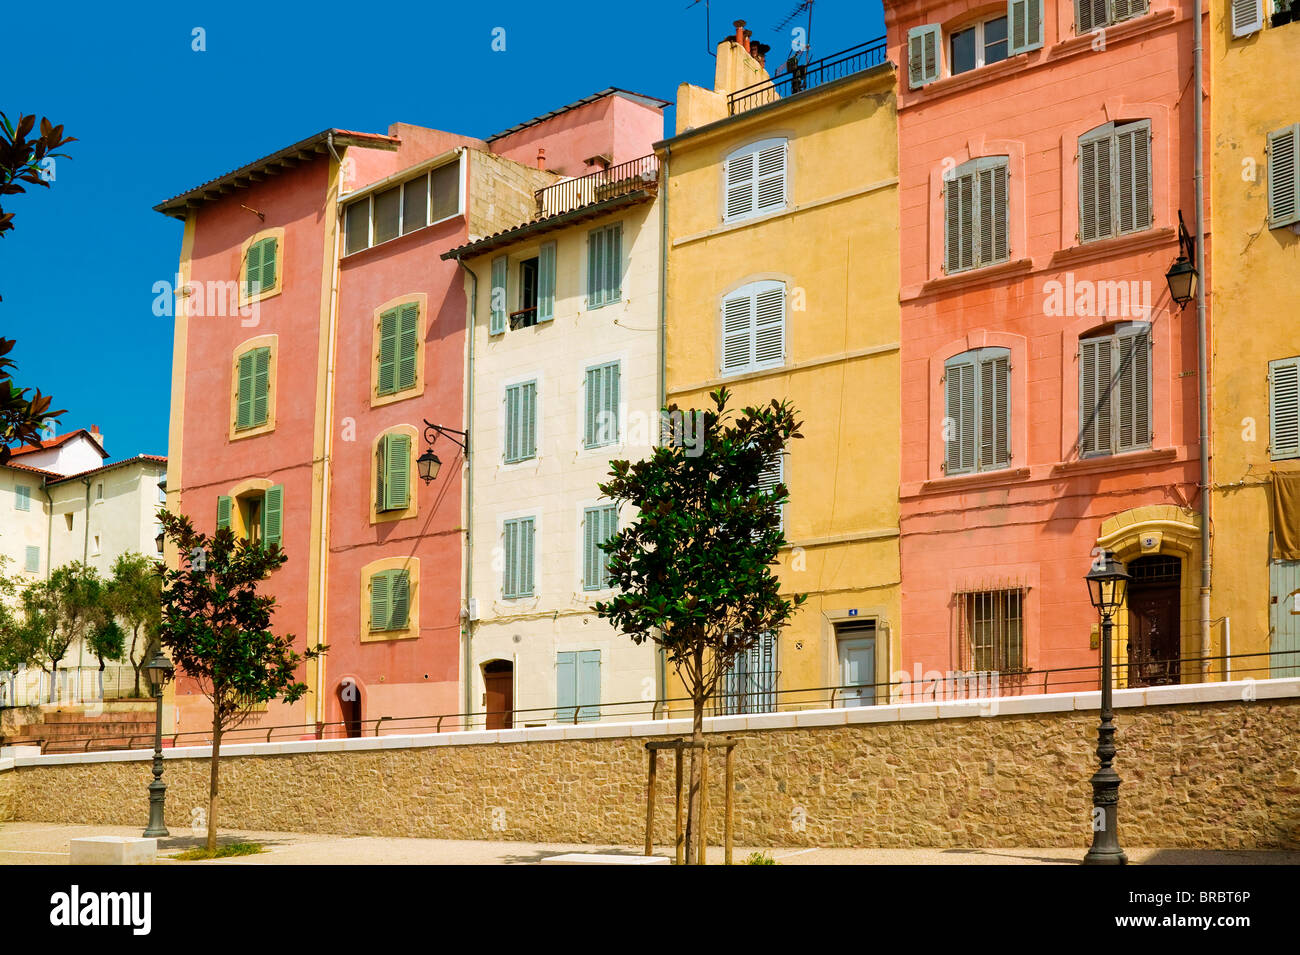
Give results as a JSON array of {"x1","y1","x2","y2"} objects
[
  {"x1": 660, "y1": 30, "x2": 900, "y2": 712},
  {"x1": 1210, "y1": 1, "x2": 1300, "y2": 678}
]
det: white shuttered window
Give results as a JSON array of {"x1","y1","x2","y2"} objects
[
  {"x1": 1269, "y1": 357, "x2": 1300, "y2": 460},
  {"x1": 720, "y1": 281, "x2": 786, "y2": 375},
  {"x1": 944, "y1": 348, "x2": 1011, "y2": 475},
  {"x1": 724, "y1": 139, "x2": 787, "y2": 221},
  {"x1": 1268, "y1": 124, "x2": 1300, "y2": 229}
]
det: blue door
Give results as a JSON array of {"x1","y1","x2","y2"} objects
[{"x1": 1269, "y1": 560, "x2": 1300, "y2": 677}]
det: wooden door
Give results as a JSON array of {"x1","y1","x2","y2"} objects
[
  {"x1": 1127, "y1": 558, "x2": 1181, "y2": 687},
  {"x1": 483, "y1": 662, "x2": 513, "y2": 730}
]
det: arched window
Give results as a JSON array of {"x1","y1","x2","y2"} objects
[
  {"x1": 1078, "y1": 323, "x2": 1151, "y2": 457},
  {"x1": 723, "y1": 139, "x2": 787, "y2": 222},
  {"x1": 944, "y1": 157, "x2": 1009, "y2": 274},
  {"x1": 1078, "y1": 120, "x2": 1152, "y2": 243},
  {"x1": 944, "y1": 347, "x2": 1011, "y2": 475},
  {"x1": 720, "y1": 280, "x2": 786, "y2": 375}
]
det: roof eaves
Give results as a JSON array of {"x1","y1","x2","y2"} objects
[
  {"x1": 441, "y1": 190, "x2": 655, "y2": 260},
  {"x1": 485, "y1": 88, "x2": 671, "y2": 142}
]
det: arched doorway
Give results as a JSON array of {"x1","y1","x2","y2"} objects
[
  {"x1": 1126, "y1": 555, "x2": 1181, "y2": 687},
  {"x1": 482, "y1": 660, "x2": 514, "y2": 730},
  {"x1": 338, "y1": 679, "x2": 362, "y2": 738}
]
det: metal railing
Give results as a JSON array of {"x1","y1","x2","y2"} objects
[
  {"x1": 14, "y1": 648, "x2": 1297, "y2": 755},
  {"x1": 1, "y1": 665, "x2": 144, "y2": 708},
  {"x1": 728, "y1": 38, "x2": 889, "y2": 115},
  {"x1": 534, "y1": 154, "x2": 659, "y2": 219}
]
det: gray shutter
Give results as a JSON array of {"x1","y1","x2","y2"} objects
[
  {"x1": 945, "y1": 360, "x2": 977, "y2": 474},
  {"x1": 537, "y1": 241, "x2": 556, "y2": 322},
  {"x1": 1111, "y1": 0, "x2": 1145, "y2": 23},
  {"x1": 725, "y1": 151, "x2": 756, "y2": 219},
  {"x1": 606, "y1": 224, "x2": 622, "y2": 302},
  {"x1": 755, "y1": 142, "x2": 787, "y2": 213},
  {"x1": 577, "y1": 650, "x2": 601, "y2": 721},
  {"x1": 1076, "y1": 0, "x2": 1108, "y2": 32},
  {"x1": 948, "y1": 172, "x2": 975, "y2": 272},
  {"x1": 977, "y1": 163, "x2": 1009, "y2": 265},
  {"x1": 1268, "y1": 125, "x2": 1300, "y2": 229},
  {"x1": 1079, "y1": 133, "x2": 1114, "y2": 243},
  {"x1": 907, "y1": 24, "x2": 942, "y2": 88},
  {"x1": 1008, "y1": 0, "x2": 1044, "y2": 54},
  {"x1": 520, "y1": 517, "x2": 535, "y2": 596},
  {"x1": 556, "y1": 651, "x2": 577, "y2": 721},
  {"x1": 1116, "y1": 122, "x2": 1151, "y2": 235},
  {"x1": 583, "y1": 364, "x2": 619, "y2": 448},
  {"x1": 1270, "y1": 358, "x2": 1300, "y2": 460},
  {"x1": 490, "y1": 255, "x2": 508, "y2": 335},
  {"x1": 980, "y1": 353, "x2": 1011, "y2": 469},
  {"x1": 24, "y1": 545, "x2": 40, "y2": 574},
  {"x1": 721, "y1": 293, "x2": 753, "y2": 372},
  {"x1": 503, "y1": 520, "x2": 519, "y2": 597},
  {"x1": 1231, "y1": 0, "x2": 1264, "y2": 36},
  {"x1": 1080, "y1": 337, "x2": 1114, "y2": 455},
  {"x1": 1116, "y1": 331, "x2": 1151, "y2": 451}
]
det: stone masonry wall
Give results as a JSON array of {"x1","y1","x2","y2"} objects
[{"x1": 4, "y1": 697, "x2": 1298, "y2": 848}]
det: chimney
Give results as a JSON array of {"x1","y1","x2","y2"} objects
[
  {"x1": 734, "y1": 19, "x2": 747, "y2": 46},
  {"x1": 751, "y1": 40, "x2": 769, "y2": 67},
  {"x1": 536, "y1": 147, "x2": 546, "y2": 170},
  {"x1": 90, "y1": 424, "x2": 103, "y2": 447}
]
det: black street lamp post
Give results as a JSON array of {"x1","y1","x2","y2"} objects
[
  {"x1": 1084, "y1": 550, "x2": 1131, "y2": 865},
  {"x1": 143, "y1": 647, "x2": 176, "y2": 838}
]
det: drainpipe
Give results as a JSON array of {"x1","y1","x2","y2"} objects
[
  {"x1": 317, "y1": 131, "x2": 345, "y2": 725},
  {"x1": 1193, "y1": 0, "x2": 1211, "y2": 679},
  {"x1": 40, "y1": 480, "x2": 53, "y2": 581},
  {"x1": 656, "y1": 144, "x2": 671, "y2": 714},
  {"x1": 458, "y1": 255, "x2": 478, "y2": 722},
  {"x1": 81, "y1": 476, "x2": 91, "y2": 563}
]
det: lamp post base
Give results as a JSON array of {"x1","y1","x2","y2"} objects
[
  {"x1": 1083, "y1": 846, "x2": 1129, "y2": 865},
  {"x1": 143, "y1": 777, "x2": 168, "y2": 838}
]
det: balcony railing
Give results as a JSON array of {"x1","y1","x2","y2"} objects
[
  {"x1": 534, "y1": 154, "x2": 660, "y2": 219},
  {"x1": 728, "y1": 38, "x2": 889, "y2": 115}
]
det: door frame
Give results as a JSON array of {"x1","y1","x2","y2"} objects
[{"x1": 822, "y1": 608, "x2": 891, "y2": 704}]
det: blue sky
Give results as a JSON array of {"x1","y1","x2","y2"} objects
[{"x1": 1, "y1": 0, "x2": 885, "y2": 459}]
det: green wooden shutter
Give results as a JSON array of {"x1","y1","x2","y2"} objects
[
  {"x1": 261, "y1": 484, "x2": 283, "y2": 550},
  {"x1": 383, "y1": 433, "x2": 410, "y2": 511},
  {"x1": 490, "y1": 255, "x2": 508, "y2": 335},
  {"x1": 1008, "y1": 0, "x2": 1044, "y2": 53},
  {"x1": 1270, "y1": 358, "x2": 1300, "y2": 460},
  {"x1": 907, "y1": 24, "x2": 941, "y2": 88},
  {"x1": 216, "y1": 495, "x2": 233, "y2": 531},
  {"x1": 396, "y1": 303, "x2": 419, "y2": 391},
  {"x1": 377, "y1": 308, "x2": 398, "y2": 396},
  {"x1": 259, "y1": 238, "x2": 277, "y2": 293},
  {"x1": 587, "y1": 225, "x2": 622, "y2": 307},
  {"x1": 1116, "y1": 122, "x2": 1151, "y2": 235},
  {"x1": 503, "y1": 517, "x2": 535, "y2": 598},
  {"x1": 583, "y1": 505, "x2": 616, "y2": 590},
  {"x1": 14, "y1": 485, "x2": 30, "y2": 511},
  {"x1": 236, "y1": 351, "x2": 255, "y2": 430},
  {"x1": 537, "y1": 242, "x2": 556, "y2": 322},
  {"x1": 520, "y1": 517, "x2": 535, "y2": 596},
  {"x1": 370, "y1": 571, "x2": 391, "y2": 631},
  {"x1": 244, "y1": 240, "x2": 262, "y2": 297},
  {"x1": 390, "y1": 570, "x2": 410, "y2": 629},
  {"x1": 556, "y1": 651, "x2": 577, "y2": 722},
  {"x1": 584, "y1": 363, "x2": 620, "y2": 448},
  {"x1": 24, "y1": 545, "x2": 39, "y2": 573},
  {"x1": 577, "y1": 650, "x2": 601, "y2": 722},
  {"x1": 945, "y1": 358, "x2": 977, "y2": 473},
  {"x1": 251, "y1": 347, "x2": 271, "y2": 426},
  {"x1": 1268, "y1": 124, "x2": 1300, "y2": 229},
  {"x1": 504, "y1": 383, "x2": 538, "y2": 462}
]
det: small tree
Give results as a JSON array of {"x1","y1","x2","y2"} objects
[
  {"x1": 157, "y1": 511, "x2": 322, "y2": 852},
  {"x1": 596, "y1": 388, "x2": 806, "y2": 864},
  {"x1": 19, "y1": 563, "x2": 103, "y2": 703},
  {"x1": 87, "y1": 618, "x2": 125, "y2": 675},
  {"x1": 104, "y1": 552, "x2": 162, "y2": 697}
]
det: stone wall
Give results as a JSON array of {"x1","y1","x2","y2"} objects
[{"x1": 4, "y1": 682, "x2": 1298, "y2": 849}]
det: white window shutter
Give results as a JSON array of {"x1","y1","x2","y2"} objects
[
  {"x1": 755, "y1": 142, "x2": 787, "y2": 213},
  {"x1": 725, "y1": 152, "x2": 755, "y2": 220},
  {"x1": 907, "y1": 25, "x2": 942, "y2": 88},
  {"x1": 1270, "y1": 358, "x2": 1300, "y2": 460},
  {"x1": 753, "y1": 285, "x2": 785, "y2": 366},
  {"x1": 721, "y1": 282, "x2": 785, "y2": 373},
  {"x1": 721, "y1": 294, "x2": 753, "y2": 372},
  {"x1": 1116, "y1": 122, "x2": 1152, "y2": 234},
  {"x1": 1008, "y1": 0, "x2": 1044, "y2": 54},
  {"x1": 1267, "y1": 124, "x2": 1300, "y2": 229},
  {"x1": 1231, "y1": 0, "x2": 1264, "y2": 36}
]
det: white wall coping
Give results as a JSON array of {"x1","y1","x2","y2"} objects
[{"x1": 5, "y1": 676, "x2": 1297, "y2": 770}]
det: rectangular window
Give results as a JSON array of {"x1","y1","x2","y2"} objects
[
  {"x1": 402, "y1": 176, "x2": 427, "y2": 235},
  {"x1": 24, "y1": 545, "x2": 39, "y2": 573},
  {"x1": 721, "y1": 281, "x2": 786, "y2": 375},
  {"x1": 370, "y1": 569, "x2": 411, "y2": 632},
  {"x1": 243, "y1": 236, "x2": 277, "y2": 298},
  {"x1": 1079, "y1": 328, "x2": 1151, "y2": 457},
  {"x1": 945, "y1": 349, "x2": 1011, "y2": 475},
  {"x1": 95, "y1": 482, "x2": 104, "y2": 502},
  {"x1": 587, "y1": 223, "x2": 623, "y2": 308},
  {"x1": 431, "y1": 161, "x2": 460, "y2": 223},
  {"x1": 949, "y1": 17, "x2": 1009, "y2": 75},
  {"x1": 720, "y1": 633, "x2": 777, "y2": 715},
  {"x1": 503, "y1": 517, "x2": 535, "y2": 599},
  {"x1": 1076, "y1": 0, "x2": 1147, "y2": 32},
  {"x1": 504, "y1": 381, "x2": 538, "y2": 463},
  {"x1": 345, "y1": 201, "x2": 370, "y2": 255},
  {"x1": 556, "y1": 649, "x2": 601, "y2": 722},
  {"x1": 1268, "y1": 124, "x2": 1300, "y2": 230},
  {"x1": 377, "y1": 433, "x2": 411, "y2": 512},
  {"x1": 1270, "y1": 357, "x2": 1300, "y2": 460},
  {"x1": 724, "y1": 140, "x2": 787, "y2": 221},
  {"x1": 342, "y1": 160, "x2": 461, "y2": 255},
  {"x1": 373, "y1": 185, "x2": 401, "y2": 245},
  {"x1": 235, "y1": 347, "x2": 271, "y2": 431},
  {"x1": 377, "y1": 303, "x2": 420, "y2": 396},
  {"x1": 583, "y1": 362, "x2": 620, "y2": 448},
  {"x1": 14, "y1": 485, "x2": 31, "y2": 511},
  {"x1": 513, "y1": 257, "x2": 539, "y2": 329},
  {"x1": 944, "y1": 158, "x2": 1009, "y2": 273},
  {"x1": 959, "y1": 590, "x2": 1024, "y2": 672},
  {"x1": 582, "y1": 504, "x2": 618, "y2": 591}
]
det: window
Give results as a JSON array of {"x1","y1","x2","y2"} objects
[
  {"x1": 556, "y1": 650, "x2": 601, "y2": 722},
  {"x1": 377, "y1": 302, "x2": 419, "y2": 397},
  {"x1": 14, "y1": 485, "x2": 30, "y2": 511},
  {"x1": 514, "y1": 257, "x2": 539, "y2": 329},
  {"x1": 24, "y1": 545, "x2": 39, "y2": 573},
  {"x1": 65, "y1": 513, "x2": 74, "y2": 531},
  {"x1": 369, "y1": 569, "x2": 411, "y2": 632},
  {"x1": 582, "y1": 504, "x2": 618, "y2": 591},
  {"x1": 1079, "y1": 325, "x2": 1151, "y2": 457},
  {"x1": 583, "y1": 362, "x2": 621, "y2": 448},
  {"x1": 1231, "y1": 0, "x2": 1265, "y2": 36},
  {"x1": 92, "y1": 535, "x2": 101, "y2": 556},
  {"x1": 587, "y1": 223, "x2": 622, "y2": 308},
  {"x1": 1269, "y1": 357, "x2": 1300, "y2": 460},
  {"x1": 243, "y1": 236, "x2": 277, "y2": 299},
  {"x1": 1008, "y1": 0, "x2": 1046, "y2": 54},
  {"x1": 959, "y1": 590, "x2": 1024, "y2": 672},
  {"x1": 949, "y1": 16, "x2": 1008, "y2": 75},
  {"x1": 1076, "y1": 0, "x2": 1148, "y2": 32},
  {"x1": 344, "y1": 160, "x2": 461, "y2": 255},
  {"x1": 503, "y1": 517, "x2": 535, "y2": 599},
  {"x1": 95, "y1": 482, "x2": 104, "y2": 502},
  {"x1": 376, "y1": 433, "x2": 412, "y2": 513},
  {"x1": 724, "y1": 139, "x2": 787, "y2": 221},
  {"x1": 234, "y1": 346, "x2": 272, "y2": 431},
  {"x1": 944, "y1": 348, "x2": 1011, "y2": 475},
  {"x1": 216, "y1": 486, "x2": 283, "y2": 548},
  {"x1": 1079, "y1": 121, "x2": 1152, "y2": 243},
  {"x1": 504, "y1": 381, "x2": 538, "y2": 463},
  {"x1": 756, "y1": 452, "x2": 785, "y2": 532},
  {"x1": 720, "y1": 633, "x2": 777, "y2": 714},
  {"x1": 157, "y1": 483, "x2": 166, "y2": 504},
  {"x1": 721, "y1": 280, "x2": 786, "y2": 375},
  {"x1": 1268, "y1": 124, "x2": 1300, "y2": 229},
  {"x1": 944, "y1": 157, "x2": 1009, "y2": 274}
]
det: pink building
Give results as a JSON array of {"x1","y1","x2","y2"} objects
[{"x1": 885, "y1": 0, "x2": 1209, "y2": 694}]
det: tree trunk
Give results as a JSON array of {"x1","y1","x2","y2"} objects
[
  {"x1": 683, "y1": 648, "x2": 705, "y2": 864},
  {"x1": 48, "y1": 664, "x2": 57, "y2": 703},
  {"x1": 130, "y1": 627, "x2": 142, "y2": 698},
  {"x1": 207, "y1": 711, "x2": 222, "y2": 853}
]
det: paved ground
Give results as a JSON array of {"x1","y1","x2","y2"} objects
[{"x1": 3, "y1": 822, "x2": 1297, "y2": 865}]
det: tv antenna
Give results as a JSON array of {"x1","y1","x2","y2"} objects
[
  {"x1": 686, "y1": 0, "x2": 716, "y2": 57},
  {"x1": 775, "y1": 0, "x2": 815, "y2": 61}
]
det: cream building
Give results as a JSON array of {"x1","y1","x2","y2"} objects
[{"x1": 445, "y1": 158, "x2": 663, "y2": 727}]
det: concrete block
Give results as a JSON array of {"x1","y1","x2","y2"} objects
[
  {"x1": 540, "y1": 853, "x2": 669, "y2": 865},
  {"x1": 792, "y1": 709, "x2": 848, "y2": 729},
  {"x1": 69, "y1": 836, "x2": 157, "y2": 866},
  {"x1": 895, "y1": 703, "x2": 941, "y2": 722},
  {"x1": 0, "y1": 745, "x2": 41, "y2": 759},
  {"x1": 844, "y1": 705, "x2": 902, "y2": 725},
  {"x1": 703, "y1": 715, "x2": 749, "y2": 733}
]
